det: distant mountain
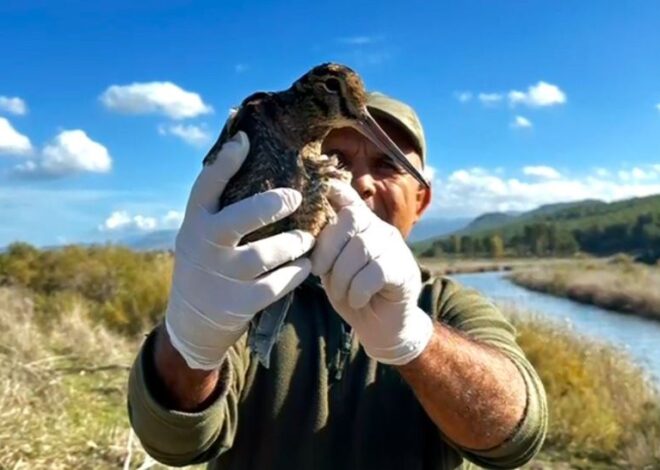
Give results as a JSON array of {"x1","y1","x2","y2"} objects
[
  {"x1": 415, "y1": 194, "x2": 660, "y2": 257},
  {"x1": 524, "y1": 199, "x2": 605, "y2": 218},
  {"x1": 459, "y1": 212, "x2": 517, "y2": 234},
  {"x1": 408, "y1": 217, "x2": 471, "y2": 243},
  {"x1": 120, "y1": 230, "x2": 177, "y2": 251},
  {"x1": 446, "y1": 199, "x2": 609, "y2": 240}
]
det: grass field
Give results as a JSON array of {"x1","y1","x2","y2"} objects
[
  {"x1": 0, "y1": 287, "x2": 157, "y2": 469},
  {"x1": 1, "y1": 285, "x2": 658, "y2": 469}
]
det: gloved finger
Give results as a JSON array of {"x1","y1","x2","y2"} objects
[
  {"x1": 328, "y1": 234, "x2": 370, "y2": 302},
  {"x1": 347, "y1": 260, "x2": 386, "y2": 310},
  {"x1": 229, "y1": 230, "x2": 315, "y2": 280},
  {"x1": 189, "y1": 131, "x2": 250, "y2": 214},
  {"x1": 212, "y1": 188, "x2": 303, "y2": 246},
  {"x1": 169, "y1": 255, "x2": 252, "y2": 327},
  {"x1": 251, "y1": 257, "x2": 312, "y2": 312},
  {"x1": 310, "y1": 204, "x2": 372, "y2": 276},
  {"x1": 324, "y1": 179, "x2": 366, "y2": 212}
]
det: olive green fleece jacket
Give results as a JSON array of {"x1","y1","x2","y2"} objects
[{"x1": 128, "y1": 272, "x2": 547, "y2": 469}]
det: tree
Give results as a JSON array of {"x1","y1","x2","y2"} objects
[
  {"x1": 450, "y1": 235, "x2": 461, "y2": 254},
  {"x1": 554, "y1": 230, "x2": 579, "y2": 255},
  {"x1": 461, "y1": 235, "x2": 474, "y2": 257},
  {"x1": 486, "y1": 234, "x2": 505, "y2": 259}
]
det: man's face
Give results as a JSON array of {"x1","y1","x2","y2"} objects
[{"x1": 321, "y1": 118, "x2": 431, "y2": 238}]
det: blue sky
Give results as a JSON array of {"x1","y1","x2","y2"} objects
[{"x1": 1, "y1": 0, "x2": 659, "y2": 247}]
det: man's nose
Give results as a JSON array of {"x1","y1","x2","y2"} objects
[{"x1": 351, "y1": 165, "x2": 376, "y2": 201}]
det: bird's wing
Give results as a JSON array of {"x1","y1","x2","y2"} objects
[{"x1": 202, "y1": 92, "x2": 274, "y2": 166}]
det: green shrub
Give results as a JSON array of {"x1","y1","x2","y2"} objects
[{"x1": 0, "y1": 243, "x2": 173, "y2": 336}]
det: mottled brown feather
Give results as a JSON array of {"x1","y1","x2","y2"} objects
[{"x1": 202, "y1": 64, "x2": 364, "y2": 244}]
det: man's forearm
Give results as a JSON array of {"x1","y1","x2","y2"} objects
[
  {"x1": 396, "y1": 322, "x2": 527, "y2": 450},
  {"x1": 153, "y1": 325, "x2": 224, "y2": 411}
]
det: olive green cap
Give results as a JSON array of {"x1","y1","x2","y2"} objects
[{"x1": 366, "y1": 91, "x2": 426, "y2": 166}]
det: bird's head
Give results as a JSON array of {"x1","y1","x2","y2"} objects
[
  {"x1": 290, "y1": 63, "x2": 367, "y2": 129},
  {"x1": 287, "y1": 63, "x2": 429, "y2": 188}
]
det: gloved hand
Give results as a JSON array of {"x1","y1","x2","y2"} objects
[
  {"x1": 165, "y1": 131, "x2": 314, "y2": 370},
  {"x1": 311, "y1": 180, "x2": 434, "y2": 366}
]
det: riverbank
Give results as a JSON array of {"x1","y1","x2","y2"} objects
[
  {"x1": 419, "y1": 257, "x2": 572, "y2": 275},
  {"x1": 509, "y1": 257, "x2": 660, "y2": 321},
  {"x1": 2, "y1": 286, "x2": 658, "y2": 468}
]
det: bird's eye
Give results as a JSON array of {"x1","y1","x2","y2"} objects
[{"x1": 323, "y1": 78, "x2": 342, "y2": 93}]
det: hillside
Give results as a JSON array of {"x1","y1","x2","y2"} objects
[
  {"x1": 120, "y1": 229, "x2": 177, "y2": 251},
  {"x1": 458, "y1": 212, "x2": 518, "y2": 234},
  {"x1": 416, "y1": 194, "x2": 660, "y2": 258},
  {"x1": 408, "y1": 216, "x2": 471, "y2": 243}
]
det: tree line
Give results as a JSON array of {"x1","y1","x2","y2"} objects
[{"x1": 419, "y1": 212, "x2": 660, "y2": 259}]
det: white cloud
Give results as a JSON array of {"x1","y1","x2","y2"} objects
[
  {"x1": 162, "y1": 210, "x2": 184, "y2": 229},
  {"x1": 511, "y1": 115, "x2": 533, "y2": 129},
  {"x1": 656, "y1": 103, "x2": 660, "y2": 111},
  {"x1": 133, "y1": 215, "x2": 157, "y2": 231},
  {"x1": 13, "y1": 130, "x2": 111, "y2": 178},
  {"x1": 523, "y1": 165, "x2": 561, "y2": 179},
  {"x1": 478, "y1": 93, "x2": 503, "y2": 106},
  {"x1": 426, "y1": 166, "x2": 660, "y2": 218},
  {"x1": 455, "y1": 92, "x2": 472, "y2": 103},
  {"x1": 632, "y1": 167, "x2": 652, "y2": 180},
  {"x1": 0, "y1": 96, "x2": 27, "y2": 115},
  {"x1": 0, "y1": 186, "x2": 135, "y2": 247},
  {"x1": 508, "y1": 81, "x2": 566, "y2": 107},
  {"x1": 101, "y1": 211, "x2": 131, "y2": 230},
  {"x1": 594, "y1": 168, "x2": 610, "y2": 177},
  {"x1": 337, "y1": 36, "x2": 378, "y2": 45},
  {"x1": 158, "y1": 123, "x2": 211, "y2": 146},
  {"x1": 0, "y1": 117, "x2": 32, "y2": 155},
  {"x1": 619, "y1": 166, "x2": 657, "y2": 182},
  {"x1": 100, "y1": 81, "x2": 213, "y2": 120},
  {"x1": 423, "y1": 164, "x2": 437, "y2": 182},
  {"x1": 350, "y1": 50, "x2": 392, "y2": 66},
  {"x1": 99, "y1": 209, "x2": 183, "y2": 232},
  {"x1": 100, "y1": 211, "x2": 156, "y2": 232}
]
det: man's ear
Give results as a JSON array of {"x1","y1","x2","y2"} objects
[{"x1": 414, "y1": 184, "x2": 432, "y2": 224}]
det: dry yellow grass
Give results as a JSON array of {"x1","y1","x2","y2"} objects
[
  {"x1": 510, "y1": 309, "x2": 660, "y2": 468},
  {"x1": 0, "y1": 287, "x2": 161, "y2": 469},
  {"x1": 510, "y1": 257, "x2": 660, "y2": 320},
  {"x1": 2, "y1": 284, "x2": 658, "y2": 469}
]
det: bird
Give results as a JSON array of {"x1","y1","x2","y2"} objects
[
  {"x1": 202, "y1": 63, "x2": 430, "y2": 367},
  {"x1": 203, "y1": 62, "x2": 429, "y2": 244}
]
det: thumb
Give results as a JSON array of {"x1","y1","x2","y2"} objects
[{"x1": 325, "y1": 179, "x2": 365, "y2": 212}]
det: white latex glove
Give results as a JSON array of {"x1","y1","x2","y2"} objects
[
  {"x1": 310, "y1": 180, "x2": 434, "y2": 366},
  {"x1": 165, "y1": 131, "x2": 314, "y2": 370}
]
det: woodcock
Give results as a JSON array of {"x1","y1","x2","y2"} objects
[
  {"x1": 202, "y1": 63, "x2": 430, "y2": 367},
  {"x1": 203, "y1": 63, "x2": 429, "y2": 243}
]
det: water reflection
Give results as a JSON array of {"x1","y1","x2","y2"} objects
[{"x1": 452, "y1": 271, "x2": 660, "y2": 383}]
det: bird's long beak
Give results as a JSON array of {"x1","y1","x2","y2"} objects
[{"x1": 353, "y1": 108, "x2": 430, "y2": 189}]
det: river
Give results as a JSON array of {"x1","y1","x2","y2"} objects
[{"x1": 452, "y1": 271, "x2": 660, "y2": 383}]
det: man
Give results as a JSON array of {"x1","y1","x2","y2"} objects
[{"x1": 128, "y1": 92, "x2": 547, "y2": 469}]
